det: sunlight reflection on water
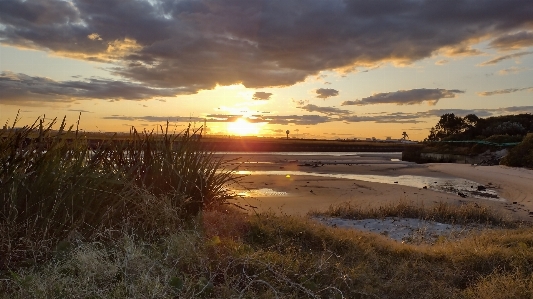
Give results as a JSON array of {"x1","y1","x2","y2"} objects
[{"x1": 237, "y1": 188, "x2": 289, "y2": 198}]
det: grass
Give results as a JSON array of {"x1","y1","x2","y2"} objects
[
  {"x1": 1, "y1": 116, "x2": 533, "y2": 298},
  {"x1": 310, "y1": 201, "x2": 520, "y2": 228},
  {"x1": 0, "y1": 115, "x2": 237, "y2": 270}
]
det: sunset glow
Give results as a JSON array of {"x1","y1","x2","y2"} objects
[
  {"x1": 0, "y1": 0, "x2": 532, "y2": 140},
  {"x1": 226, "y1": 118, "x2": 262, "y2": 136}
]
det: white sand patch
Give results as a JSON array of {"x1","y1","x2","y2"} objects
[{"x1": 313, "y1": 217, "x2": 485, "y2": 244}]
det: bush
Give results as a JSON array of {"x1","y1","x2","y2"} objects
[
  {"x1": 483, "y1": 121, "x2": 526, "y2": 136},
  {"x1": 484, "y1": 134, "x2": 523, "y2": 144},
  {"x1": 501, "y1": 133, "x2": 533, "y2": 168}
]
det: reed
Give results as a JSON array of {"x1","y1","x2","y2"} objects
[{"x1": 0, "y1": 116, "x2": 237, "y2": 270}]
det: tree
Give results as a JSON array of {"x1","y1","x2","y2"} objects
[
  {"x1": 286, "y1": 130, "x2": 290, "y2": 139},
  {"x1": 427, "y1": 113, "x2": 468, "y2": 141},
  {"x1": 402, "y1": 132, "x2": 409, "y2": 140}
]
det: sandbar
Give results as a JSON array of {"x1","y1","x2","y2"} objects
[{"x1": 220, "y1": 153, "x2": 533, "y2": 222}]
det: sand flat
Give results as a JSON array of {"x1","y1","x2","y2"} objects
[{"x1": 222, "y1": 153, "x2": 533, "y2": 221}]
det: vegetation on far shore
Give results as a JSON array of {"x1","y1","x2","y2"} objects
[
  {"x1": 1, "y1": 116, "x2": 533, "y2": 298},
  {"x1": 402, "y1": 113, "x2": 533, "y2": 167}
]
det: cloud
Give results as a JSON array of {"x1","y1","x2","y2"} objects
[
  {"x1": 340, "y1": 114, "x2": 425, "y2": 124},
  {"x1": 252, "y1": 91, "x2": 273, "y2": 100},
  {"x1": 341, "y1": 88, "x2": 464, "y2": 106},
  {"x1": 102, "y1": 105, "x2": 533, "y2": 128},
  {"x1": 315, "y1": 88, "x2": 339, "y2": 99},
  {"x1": 1, "y1": 0, "x2": 532, "y2": 93},
  {"x1": 0, "y1": 71, "x2": 189, "y2": 105},
  {"x1": 298, "y1": 104, "x2": 351, "y2": 116},
  {"x1": 292, "y1": 99, "x2": 309, "y2": 106},
  {"x1": 435, "y1": 59, "x2": 449, "y2": 65},
  {"x1": 489, "y1": 31, "x2": 533, "y2": 50},
  {"x1": 104, "y1": 114, "x2": 333, "y2": 126},
  {"x1": 498, "y1": 67, "x2": 528, "y2": 75},
  {"x1": 479, "y1": 51, "x2": 533, "y2": 66},
  {"x1": 477, "y1": 87, "x2": 533, "y2": 96},
  {"x1": 68, "y1": 109, "x2": 92, "y2": 113}
]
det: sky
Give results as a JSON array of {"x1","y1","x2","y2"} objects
[{"x1": 0, "y1": 0, "x2": 532, "y2": 140}]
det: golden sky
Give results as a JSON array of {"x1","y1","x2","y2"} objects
[{"x1": 1, "y1": 0, "x2": 533, "y2": 140}]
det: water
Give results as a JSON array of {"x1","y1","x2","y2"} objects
[
  {"x1": 237, "y1": 188, "x2": 288, "y2": 198},
  {"x1": 216, "y1": 151, "x2": 401, "y2": 156},
  {"x1": 234, "y1": 170, "x2": 503, "y2": 201}
]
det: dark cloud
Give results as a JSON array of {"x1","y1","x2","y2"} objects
[
  {"x1": 478, "y1": 87, "x2": 533, "y2": 96},
  {"x1": 341, "y1": 89, "x2": 464, "y2": 106},
  {"x1": 479, "y1": 51, "x2": 533, "y2": 66},
  {"x1": 104, "y1": 114, "x2": 333, "y2": 126},
  {"x1": 1, "y1": 0, "x2": 532, "y2": 93},
  {"x1": 252, "y1": 91, "x2": 273, "y2": 100},
  {"x1": 298, "y1": 104, "x2": 351, "y2": 116},
  {"x1": 102, "y1": 105, "x2": 533, "y2": 127},
  {"x1": 340, "y1": 114, "x2": 424, "y2": 124},
  {"x1": 489, "y1": 31, "x2": 533, "y2": 50},
  {"x1": 68, "y1": 109, "x2": 92, "y2": 113},
  {"x1": 0, "y1": 71, "x2": 189, "y2": 105},
  {"x1": 415, "y1": 107, "x2": 533, "y2": 118},
  {"x1": 315, "y1": 88, "x2": 339, "y2": 99}
]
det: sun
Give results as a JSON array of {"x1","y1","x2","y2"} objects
[{"x1": 227, "y1": 118, "x2": 260, "y2": 136}]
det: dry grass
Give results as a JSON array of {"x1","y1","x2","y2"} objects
[
  {"x1": 310, "y1": 200, "x2": 520, "y2": 228},
  {"x1": 2, "y1": 208, "x2": 533, "y2": 298}
]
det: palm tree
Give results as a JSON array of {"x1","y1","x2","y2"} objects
[
  {"x1": 286, "y1": 130, "x2": 290, "y2": 139},
  {"x1": 402, "y1": 131, "x2": 409, "y2": 140}
]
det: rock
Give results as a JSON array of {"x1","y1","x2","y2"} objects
[
  {"x1": 458, "y1": 192, "x2": 468, "y2": 198},
  {"x1": 477, "y1": 185, "x2": 486, "y2": 191}
]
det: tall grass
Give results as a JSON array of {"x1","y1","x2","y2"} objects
[
  {"x1": 0, "y1": 116, "x2": 237, "y2": 270},
  {"x1": 310, "y1": 201, "x2": 519, "y2": 228}
]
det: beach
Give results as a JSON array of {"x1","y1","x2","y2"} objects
[{"x1": 219, "y1": 152, "x2": 533, "y2": 222}]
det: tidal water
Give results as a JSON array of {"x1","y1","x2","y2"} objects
[{"x1": 234, "y1": 170, "x2": 503, "y2": 201}]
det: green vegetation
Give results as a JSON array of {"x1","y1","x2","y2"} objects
[
  {"x1": 402, "y1": 113, "x2": 533, "y2": 162},
  {"x1": 426, "y1": 113, "x2": 533, "y2": 142},
  {"x1": 501, "y1": 133, "x2": 533, "y2": 168},
  {"x1": 1, "y1": 117, "x2": 533, "y2": 298},
  {"x1": 0, "y1": 116, "x2": 236, "y2": 270}
]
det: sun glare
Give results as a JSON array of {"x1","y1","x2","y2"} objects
[{"x1": 227, "y1": 118, "x2": 260, "y2": 136}]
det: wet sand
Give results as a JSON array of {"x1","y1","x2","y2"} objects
[{"x1": 220, "y1": 153, "x2": 533, "y2": 221}]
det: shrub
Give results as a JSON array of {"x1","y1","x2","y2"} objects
[
  {"x1": 501, "y1": 133, "x2": 533, "y2": 168},
  {"x1": 484, "y1": 134, "x2": 523, "y2": 144}
]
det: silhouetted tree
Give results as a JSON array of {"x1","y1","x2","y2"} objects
[
  {"x1": 286, "y1": 130, "x2": 290, "y2": 139},
  {"x1": 402, "y1": 132, "x2": 409, "y2": 140},
  {"x1": 427, "y1": 113, "x2": 466, "y2": 141}
]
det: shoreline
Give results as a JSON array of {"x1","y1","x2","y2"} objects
[{"x1": 220, "y1": 153, "x2": 533, "y2": 222}]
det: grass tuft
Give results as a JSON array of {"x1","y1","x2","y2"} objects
[{"x1": 310, "y1": 201, "x2": 519, "y2": 228}]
